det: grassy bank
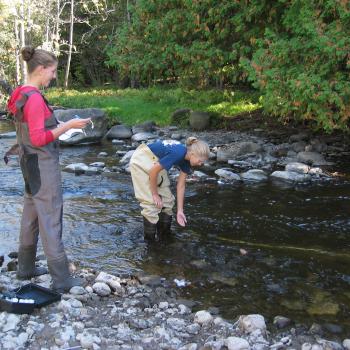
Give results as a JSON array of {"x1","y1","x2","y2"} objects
[{"x1": 46, "y1": 87, "x2": 261, "y2": 127}]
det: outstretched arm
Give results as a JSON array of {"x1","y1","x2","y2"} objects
[
  {"x1": 176, "y1": 171, "x2": 187, "y2": 226},
  {"x1": 149, "y1": 162, "x2": 164, "y2": 208}
]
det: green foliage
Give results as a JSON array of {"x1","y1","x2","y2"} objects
[
  {"x1": 243, "y1": 0, "x2": 350, "y2": 131},
  {"x1": 2, "y1": 0, "x2": 349, "y2": 131},
  {"x1": 105, "y1": 0, "x2": 248, "y2": 87},
  {"x1": 46, "y1": 86, "x2": 260, "y2": 127}
]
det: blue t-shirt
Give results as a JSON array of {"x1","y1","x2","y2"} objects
[{"x1": 148, "y1": 140, "x2": 192, "y2": 174}]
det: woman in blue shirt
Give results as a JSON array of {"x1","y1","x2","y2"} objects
[{"x1": 130, "y1": 137, "x2": 209, "y2": 241}]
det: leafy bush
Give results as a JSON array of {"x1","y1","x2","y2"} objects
[{"x1": 243, "y1": 1, "x2": 350, "y2": 131}]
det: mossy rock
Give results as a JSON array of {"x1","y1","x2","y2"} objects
[
  {"x1": 209, "y1": 273, "x2": 238, "y2": 287},
  {"x1": 189, "y1": 111, "x2": 210, "y2": 131},
  {"x1": 281, "y1": 299, "x2": 306, "y2": 311},
  {"x1": 307, "y1": 301, "x2": 340, "y2": 316},
  {"x1": 171, "y1": 108, "x2": 191, "y2": 127}
]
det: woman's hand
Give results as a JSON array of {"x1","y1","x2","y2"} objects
[
  {"x1": 52, "y1": 118, "x2": 91, "y2": 140},
  {"x1": 177, "y1": 211, "x2": 187, "y2": 227},
  {"x1": 152, "y1": 193, "x2": 163, "y2": 209},
  {"x1": 67, "y1": 118, "x2": 91, "y2": 129}
]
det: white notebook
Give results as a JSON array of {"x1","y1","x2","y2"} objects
[{"x1": 58, "y1": 128, "x2": 85, "y2": 141}]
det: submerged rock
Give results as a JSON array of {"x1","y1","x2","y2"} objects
[
  {"x1": 271, "y1": 170, "x2": 311, "y2": 183},
  {"x1": 215, "y1": 168, "x2": 241, "y2": 181},
  {"x1": 307, "y1": 301, "x2": 340, "y2": 316},
  {"x1": 241, "y1": 169, "x2": 268, "y2": 182}
]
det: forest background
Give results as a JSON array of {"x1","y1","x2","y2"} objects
[{"x1": 0, "y1": 0, "x2": 349, "y2": 131}]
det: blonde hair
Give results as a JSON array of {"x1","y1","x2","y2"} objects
[
  {"x1": 21, "y1": 46, "x2": 57, "y2": 74},
  {"x1": 186, "y1": 137, "x2": 210, "y2": 159}
]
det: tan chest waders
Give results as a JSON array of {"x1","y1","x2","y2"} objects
[{"x1": 130, "y1": 143, "x2": 174, "y2": 241}]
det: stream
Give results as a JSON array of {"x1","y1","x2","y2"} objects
[{"x1": 0, "y1": 121, "x2": 349, "y2": 337}]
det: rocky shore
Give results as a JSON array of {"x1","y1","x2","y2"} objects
[
  {"x1": 61, "y1": 120, "x2": 350, "y2": 185},
  {"x1": 1, "y1": 257, "x2": 349, "y2": 350}
]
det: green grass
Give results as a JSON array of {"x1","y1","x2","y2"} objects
[{"x1": 46, "y1": 86, "x2": 261, "y2": 127}]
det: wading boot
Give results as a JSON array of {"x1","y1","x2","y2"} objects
[
  {"x1": 17, "y1": 245, "x2": 48, "y2": 280},
  {"x1": 157, "y1": 212, "x2": 172, "y2": 240},
  {"x1": 47, "y1": 255, "x2": 84, "y2": 293},
  {"x1": 143, "y1": 217, "x2": 157, "y2": 242}
]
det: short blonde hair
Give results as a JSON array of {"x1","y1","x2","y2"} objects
[{"x1": 186, "y1": 137, "x2": 210, "y2": 159}]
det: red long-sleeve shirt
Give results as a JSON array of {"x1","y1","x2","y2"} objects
[{"x1": 7, "y1": 86, "x2": 54, "y2": 147}]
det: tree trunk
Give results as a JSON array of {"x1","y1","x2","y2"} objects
[
  {"x1": 64, "y1": 0, "x2": 74, "y2": 89},
  {"x1": 54, "y1": 0, "x2": 61, "y2": 86},
  {"x1": 45, "y1": 0, "x2": 51, "y2": 46},
  {"x1": 19, "y1": 0, "x2": 27, "y2": 83},
  {"x1": 14, "y1": 18, "x2": 21, "y2": 85},
  {"x1": 126, "y1": 0, "x2": 131, "y2": 24}
]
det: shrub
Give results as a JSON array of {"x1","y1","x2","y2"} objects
[{"x1": 243, "y1": 1, "x2": 350, "y2": 131}]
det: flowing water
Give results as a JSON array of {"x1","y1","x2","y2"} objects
[{"x1": 0, "y1": 121, "x2": 349, "y2": 337}]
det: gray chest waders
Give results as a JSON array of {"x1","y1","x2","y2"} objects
[{"x1": 13, "y1": 90, "x2": 83, "y2": 292}]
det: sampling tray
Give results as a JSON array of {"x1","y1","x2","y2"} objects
[{"x1": 0, "y1": 283, "x2": 61, "y2": 314}]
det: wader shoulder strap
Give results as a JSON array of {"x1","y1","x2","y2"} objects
[
  {"x1": 13, "y1": 90, "x2": 41, "y2": 121},
  {"x1": 4, "y1": 90, "x2": 51, "y2": 164}
]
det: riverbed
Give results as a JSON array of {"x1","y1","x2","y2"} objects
[{"x1": 0, "y1": 121, "x2": 349, "y2": 338}]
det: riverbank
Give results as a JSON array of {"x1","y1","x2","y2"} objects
[
  {"x1": 45, "y1": 87, "x2": 260, "y2": 127},
  {"x1": 1, "y1": 259, "x2": 349, "y2": 350}
]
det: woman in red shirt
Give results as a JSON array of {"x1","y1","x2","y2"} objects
[{"x1": 7, "y1": 46, "x2": 90, "y2": 292}]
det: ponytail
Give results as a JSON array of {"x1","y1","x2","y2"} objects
[
  {"x1": 21, "y1": 46, "x2": 57, "y2": 74},
  {"x1": 186, "y1": 136, "x2": 210, "y2": 159}
]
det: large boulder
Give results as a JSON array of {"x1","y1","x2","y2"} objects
[
  {"x1": 217, "y1": 142, "x2": 262, "y2": 162},
  {"x1": 105, "y1": 125, "x2": 132, "y2": 139},
  {"x1": 54, "y1": 108, "x2": 107, "y2": 145},
  {"x1": 189, "y1": 111, "x2": 210, "y2": 131}
]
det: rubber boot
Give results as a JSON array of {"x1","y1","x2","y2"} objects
[
  {"x1": 17, "y1": 245, "x2": 48, "y2": 280},
  {"x1": 143, "y1": 217, "x2": 157, "y2": 241},
  {"x1": 157, "y1": 212, "x2": 172, "y2": 239},
  {"x1": 47, "y1": 255, "x2": 84, "y2": 293}
]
